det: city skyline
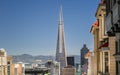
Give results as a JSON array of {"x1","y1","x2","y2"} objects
[{"x1": 0, "y1": 0, "x2": 99, "y2": 56}]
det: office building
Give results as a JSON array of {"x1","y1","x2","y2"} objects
[
  {"x1": 67, "y1": 56, "x2": 75, "y2": 67},
  {"x1": 55, "y1": 3, "x2": 67, "y2": 75},
  {"x1": 80, "y1": 44, "x2": 89, "y2": 66}
]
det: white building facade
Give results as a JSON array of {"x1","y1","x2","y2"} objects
[{"x1": 0, "y1": 48, "x2": 7, "y2": 75}]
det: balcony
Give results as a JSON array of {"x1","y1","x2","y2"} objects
[
  {"x1": 99, "y1": 42, "x2": 109, "y2": 51},
  {"x1": 98, "y1": 71, "x2": 110, "y2": 75}
]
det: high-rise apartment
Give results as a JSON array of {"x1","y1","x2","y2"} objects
[{"x1": 67, "y1": 56, "x2": 75, "y2": 67}]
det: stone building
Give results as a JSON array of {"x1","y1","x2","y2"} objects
[
  {"x1": 91, "y1": 0, "x2": 116, "y2": 75},
  {"x1": 62, "y1": 66, "x2": 76, "y2": 75},
  {"x1": 90, "y1": 20, "x2": 99, "y2": 75},
  {"x1": 105, "y1": 0, "x2": 120, "y2": 75},
  {"x1": 85, "y1": 51, "x2": 94, "y2": 75}
]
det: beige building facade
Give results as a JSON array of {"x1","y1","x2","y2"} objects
[
  {"x1": 105, "y1": 0, "x2": 120, "y2": 75},
  {"x1": 62, "y1": 66, "x2": 76, "y2": 75},
  {"x1": 91, "y1": 20, "x2": 99, "y2": 75},
  {"x1": 7, "y1": 56, "x2": 12, "y2": 75},
  {"x1": 91, "y1": 0, "x2": 116, "y2": 75},
  {"x1": 11, "y1": 63, "x2": 25, "y2": 75},
  {"x1": 84, "y1": 51, "x2": 94, "y2": 75}
]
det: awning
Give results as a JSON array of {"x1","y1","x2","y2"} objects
[{"x1": 99, "y1": 42, "x2": 108, "y2": 49}]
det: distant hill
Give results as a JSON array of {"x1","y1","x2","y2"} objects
[{"x1": 12, "y1": 54, "x2": 80, "y2": 64}]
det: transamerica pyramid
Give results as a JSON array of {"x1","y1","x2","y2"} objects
[{"x1": 55, "y1": 3, "x2": 67, "y2": 75}]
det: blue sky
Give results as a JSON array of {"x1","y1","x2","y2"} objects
[{"x1": 0, "y1": 0, "x2": 100, "y2": 56}]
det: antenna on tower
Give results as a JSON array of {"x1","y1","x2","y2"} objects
[
  {"x1": 59, "y1": 0, "x2": 63, "y2": 25},
  {"x1": 60, "y1": 0, "x2": 62, "y2": 6}
]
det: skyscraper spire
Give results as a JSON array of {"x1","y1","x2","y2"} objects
[
  {"x1": 56, "y1": 1, "x2": 67, "y2": 75},
  {"x1": 59, "y1": 4, "x2": 63, "y2": 25}
]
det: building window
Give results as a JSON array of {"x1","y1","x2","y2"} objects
[
  {"x1": 111, "y1": 0, "x2": 116, "y2": 7},
  {"x1": 22, "y1": 67, "x2": 24, "y2": 74},
  {"x1": 8, "y1": 66, "x2": 10, "y2": 75},
  {"x1": 0, "y1": 66, "x2": 1, "y2": 74},
  {"x1": 7, "y1": 61, "x2": 10, "y2": 64},
  {"x1": 106, "y1": 0, "x2": 111, "y2": 16},
  {"x1": 119, "y1": 39, "x2": 120, "y2": 53},
  {"x1": 113, "y1": 0, "x2": 116, "y2": 5},
  {"x1": 15, "y1": 68, "x2": 18, "y2": 75},
  {"x1": 104, "y1": 52, "x2": 109, "y2": 73},
  {"x1": 116, "y1": 41, "x2": 118, "y2": 53},
  {"x1": 104, "y1": 14, "x2": 107, "y2": 35},
  {"x1": 4, "y1": 67, "x2": 6, "y2": 75},
  {"x1": 116, "y1": 61, "x2": 119, "y2": 74}
]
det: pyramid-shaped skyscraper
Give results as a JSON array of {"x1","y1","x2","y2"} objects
[{"x1": 55, "y1": 4, "x2": 67, "y2": 75}]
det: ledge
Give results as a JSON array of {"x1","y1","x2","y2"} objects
[
  {"x1": 113, "y1": 53, "x2": 120, "y2": 61},
  {"x1": 98, "y1": 71, "x2": 110, "y2": 75}
]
